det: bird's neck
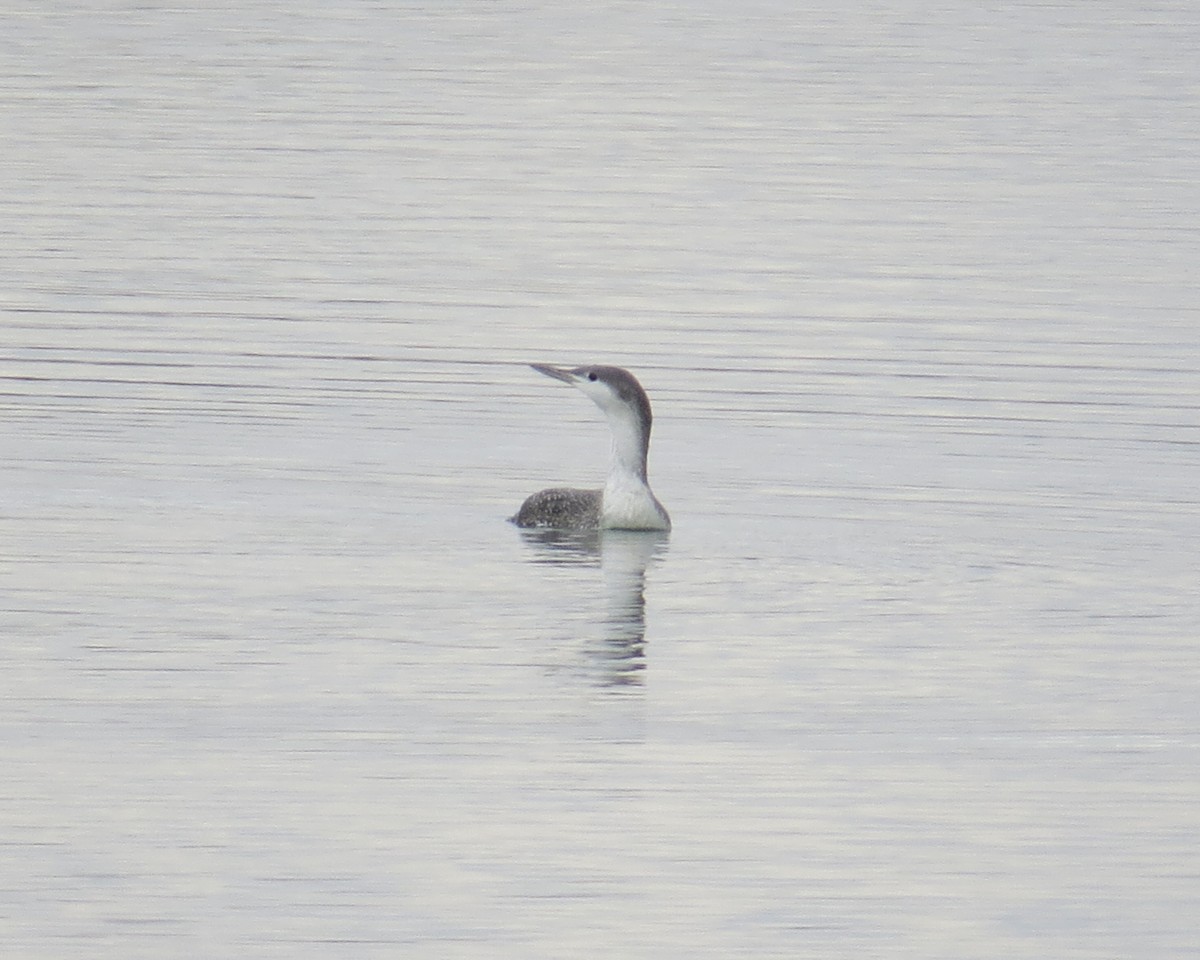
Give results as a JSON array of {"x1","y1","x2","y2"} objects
[{"x1": 605, "y1": 407, "x2": 649, "y2": 483}]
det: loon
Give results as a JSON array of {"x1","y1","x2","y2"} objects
[{"x1": 511, "y1": 364, "x2": 671, "y2": 531}]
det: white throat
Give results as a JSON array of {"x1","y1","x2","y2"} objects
[
  {"x1": 602, "y1": 403, "x2": 648, "y2": 482},
  {"x1": 598, "y1": 403, "x2": 668, "y2": 530}
]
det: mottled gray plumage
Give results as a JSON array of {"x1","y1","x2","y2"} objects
[
  {"x1": 511, "y1": 364, "x2": 670, "y2": 532},
  {"x1": 511, "y1": 487, "x2": 602, "y2": 529}
]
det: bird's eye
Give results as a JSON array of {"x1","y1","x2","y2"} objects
[{"x1": 588, "y1": 372, "x2": 598, "y2": 381}]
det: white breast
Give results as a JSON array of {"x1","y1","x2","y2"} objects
[{"x1": 601, "y1": 474, "x2": 670, "y2": 530}]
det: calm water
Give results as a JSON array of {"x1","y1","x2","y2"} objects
[{"x1": 3, "y1": 2, "x2": 1198, "y2": 957}]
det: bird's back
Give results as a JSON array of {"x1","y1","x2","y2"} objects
[{"x1": 510, "y1": 487, "x2": 603, "y2": 529}]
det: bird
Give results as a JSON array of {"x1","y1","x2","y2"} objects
[{"x1": 510, "y1": 364, "x2": 670, "y2": 531}]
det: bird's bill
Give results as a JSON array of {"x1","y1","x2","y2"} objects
[{"x1": 529, "y1": 363, "x2": 579, "y2": 384}]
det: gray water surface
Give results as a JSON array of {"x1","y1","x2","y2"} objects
[{"x1": 3, "y1": 2, "x2": 1198, "y2": 958}]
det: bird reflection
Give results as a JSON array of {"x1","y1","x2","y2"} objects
[{"x1": 517, "y1": 528, "x2": 668, "y2": 685}]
